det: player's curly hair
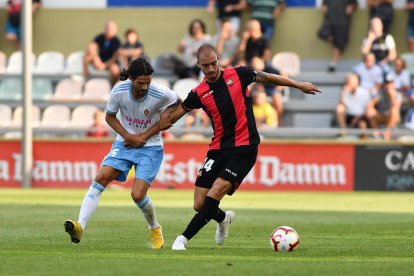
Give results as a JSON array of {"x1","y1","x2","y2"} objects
[{"x1": 119, "y1": 57, "x2": 154, "y2": 81}]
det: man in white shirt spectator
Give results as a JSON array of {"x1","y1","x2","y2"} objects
[
  {"x1": 336, "y1": 73, "x2": 372, "y2": 138},
  {"x1": 353, "y1": 53, "x2": 383, "y2": 94}
]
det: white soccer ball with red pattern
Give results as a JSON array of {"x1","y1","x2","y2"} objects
[{"x1": 270, "y1": 226, "x2": 300, "y2": 252}]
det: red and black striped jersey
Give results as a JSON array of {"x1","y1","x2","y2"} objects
[{"x1": 182, "y1": 66, "x2": 260, "y2": 150}]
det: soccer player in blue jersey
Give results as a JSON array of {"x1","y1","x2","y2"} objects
[
  {"x1": 64, "y1": 57, "x2": 178, "y2": 249},
  {"x1": 140, "y1": 44, "x2": 320, "y2": 250}
]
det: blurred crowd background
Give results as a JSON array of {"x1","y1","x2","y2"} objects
[{"x1": 1, "y1": 0, "x2": 414, "y2": 141}]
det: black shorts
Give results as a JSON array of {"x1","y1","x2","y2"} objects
[
  {"x1": 195, "y1": 145, "x2": 258, "y2": 196},
  {"x1": 331, "y1": 25, "x2": 349, "y2": 51},
  {"x1": 346, "y1": 114, "x2": 368, "y2": 127}
]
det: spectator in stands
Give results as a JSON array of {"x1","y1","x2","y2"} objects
[
  {"x1": 206, "y1": 0, "x2": 246, "y2": 34},
  {"x1": 391, "y1": 57, "x2": 411, "y2": 95},
  {"x1": 183, "y1": 110, "x2": 210, "y2": 128},
  {"x1": 250, "y1": 56, "x2": 285, "y2": 125},
  {"x1": 368, "y1": 0, "x2": 394, "y2": 35},
  {"x1": 406, "y1": 0, "x2": 414, "y2": 52},
  {"x1": 86, "y1": 110, "x2": 110, "y2": 138},
  {"x1": 239, "y1": 19, "x2": 271, "y2": 65},
  {"x1": 177, "y1": 19, "x2": 211, "y2": 78},
  {"x1": 317, "y1": 0, "x2": 358, "y2": 73},
  {"x1": 83, "y1": 20, "x2": 121, "y2": 87},
  {"x1": 247, "y1": 0, "x2": 286, "y2": 42},
  {"x1": 390, "y1": 57, "x2": 411, "y2": 119},
  {"x1": 117, "y1": 28, "x2": 145, "y2": 69},
  {"x1": 4, "y1": 0, "x2": 42, "y2": 48},
  {"x1": 252, "y1": 89, "x2": 278, "y2": 129},
  {"x1": 353, "y1": 53, "x2": 384, "y2": 94},
  {"x1": 211, "y1": 19, "x2": 240, "y2": 68},
  {"x1": 361, "y1": 17, "x2": 397, "y2": 70},
  {"x1": 336, "y1": 73, "x2": 372, "y2": 138},
  {"x1": 366, "y1": 73, "x2": 400, "y2": 140},
  {"x1": 404, "y1": 88, "x2": 414, "y2": 130}
]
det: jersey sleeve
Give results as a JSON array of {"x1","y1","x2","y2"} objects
[
  {"x1": 236, "y1": 66, "x2": 257, "y2": 92},
  {"x1": 158, "y1": 87, "x2": 179, "y2": 112},
  {"x1": 182, "y1": 91, "x2": 202, "y2": 111},
  {"x1": 106, "y1": 89, "x2": 120, "y2": 115}
]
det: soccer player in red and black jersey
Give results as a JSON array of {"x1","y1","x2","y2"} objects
[{"x1": 140, "y1": 44, "x2": 320, "y2": 250}]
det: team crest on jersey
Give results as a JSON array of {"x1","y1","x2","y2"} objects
[
  {"x1": 144, "y1": 109, "x2": 151, "y2": 117},
  {"x1": 226, "y1": 79, "x2": 234, "y2": 86}
]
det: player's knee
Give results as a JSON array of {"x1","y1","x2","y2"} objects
[
  {"x1": 336, "y1": 104, "x2": 343, "y2": 113},
  {"x1": 193, "y1": 202, "x2": 203, "y2": 212},
  {"x1": 94, "y1": 174, "x2": 108, "y2": 186},
  {"x1": 131, "y1": 190, "x2": 146, "y2": 202},
  {"x1": 209, "y1": 180, "x2": 231, "y2": 198}
]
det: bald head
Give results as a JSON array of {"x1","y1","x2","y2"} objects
[
  {"x1": 105, "y1": 20, "x2": 118, "y2": 39},
  {"x1": 196, "y1": 44, "x2": 217, "y2": 60},
  {"x1": 196, "y1": 44, "x2": 220, "y2": 82},
  {"x1": 246, "y1": 19, "x2": 262, "y2": 38}
]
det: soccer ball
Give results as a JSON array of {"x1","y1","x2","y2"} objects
[{"x1": 269, "y1": 226, "x2": 300, "y2": 252}]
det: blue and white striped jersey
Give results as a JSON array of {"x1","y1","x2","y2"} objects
[{"x1": 106, "y1": 79, "x2": 178, "y2": 147}]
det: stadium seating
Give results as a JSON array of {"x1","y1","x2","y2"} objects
[
  {"x1": 271, "y1": 52, "x2": 301, "y2": 77},
  {"x1": 0, "y1": 51, "x2": 6, "y2": 73},
  {"x1": 64, "y1": 51, "x2": 84, "y2": 75},
  {"x1": 0, "y1": 104, "x2": 12, "y2": 127},
  {"x1": 172, "y1": 78, "x2": 199, "y2": 100},
  {"x1": 153, "y1": 52, "x2": 178, "y2": 76},
  {"x1": 6, "y1": 51, "x2": 36, "y2": 73},
  {"x1": 10, "y1": 106, "x2": 41, "y2": 127},
  {"x1": 39, "y1": 105, "x2": 71, "y2": 128},
  {"x1": 152, "y1": 77, "x2": 171, "y2": 89},
  {"x1": 32, "y1": 79, "x2": 54, "y2": 100},
  {"x1": 52, "y1": 78, "x2": 83, "y2": 101},
  {"x1": 301, "y1": 85, "x2": 341, "y2": 108},
  {"x1": 401, "y1": 52, "x2": 414, "y2": 76},
  {"x1": 70, "y1": 105, "x2": 98, "y2": 127},
  {"x1": 0, "y1": 79, "x2": 22, "y2": 100},
  {"x1": 293, "y1": 113, "x2": 333, "y2": 128},
  {"x1": 0, "y1": 78, "x2": 54, "y2": 101},
  {"x1": 35, "y1": 51, "x2": 65, "y2": 74},
  {"x1": 82, "y1": 78, "x2": 111, "y2": 101}
]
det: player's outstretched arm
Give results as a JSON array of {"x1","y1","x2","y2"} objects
[
  {"x1": 255, "y1": 70, "x2": 321, "y2": 95},
  {"x1": 140, "y1": 103, "x2": 187, "y2": 142}
]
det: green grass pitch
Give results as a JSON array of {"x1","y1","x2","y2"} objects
[{"x1": 1, "y1": 189, "x2": 414, "y2": 275}]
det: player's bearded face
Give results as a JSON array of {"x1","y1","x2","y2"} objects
[
  {"x1": 132, "y1": 75, "x2": 152, "y2": 98},
  {"x1": 198, "y1": 52, "x2": 220, "y2": 82}
]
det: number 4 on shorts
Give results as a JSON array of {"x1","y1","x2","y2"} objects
[{"x1": 201, "y1": 158, "x2": 214, "y2": 172}]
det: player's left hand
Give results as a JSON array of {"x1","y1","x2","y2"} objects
[
  {"x1": 299, "y1": 82, "x2": 321, "y2": 95},
  {"x1": 124, "y1": 134, "x2": 146, "y2": 148}
]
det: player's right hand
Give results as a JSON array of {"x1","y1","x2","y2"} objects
[{"x1": 299, "y1": 82, "x2": 321, "y2": 95}]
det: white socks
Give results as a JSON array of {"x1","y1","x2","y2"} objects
[
  {"x1": 78, "y1": 181, "x2": 105, "y2": 230},
  {"x1": 77, "y1": 183, "x2": 158, "y2": 230},
  {"x1": 135, "y1": 196, "x2": 159, "y2": 229}
]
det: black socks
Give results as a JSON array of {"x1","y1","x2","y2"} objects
[{"x1": 182, "y1": 196, "x2": 224, "y2": 240}]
